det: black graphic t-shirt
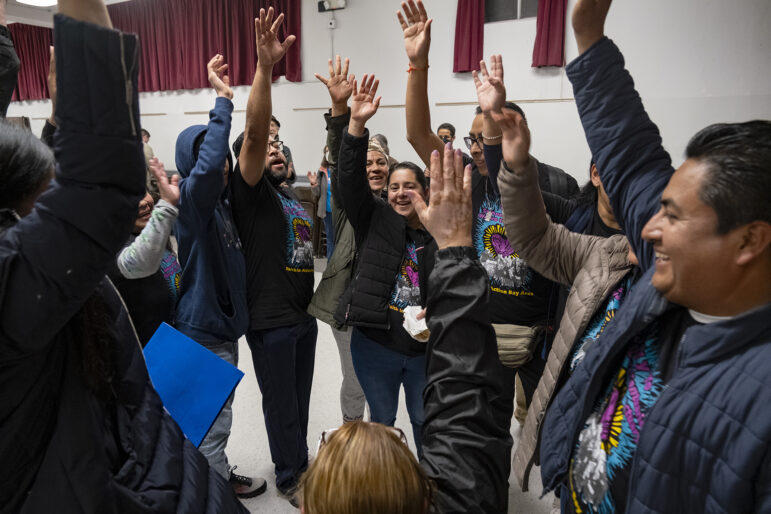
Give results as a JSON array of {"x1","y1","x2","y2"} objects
[
  {"x1": 360, "y1": 227, "x2": 428, "y2": 357},
  {"x1": 231, "y1": 171, "x2": 315, "y2": 330},
  {"x1": 472, "y1": 174, "x2": 552, "y2": 325}
]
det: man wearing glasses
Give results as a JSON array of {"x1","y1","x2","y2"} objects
[{"x1": 229, "y1": 8, "x2": 317, "y2": 507}]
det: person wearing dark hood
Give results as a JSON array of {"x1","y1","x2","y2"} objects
[
  {"x1": 174, "y1": 54, "x2": 265, "y2": 499},
  {"x1": 0, "y1": 0, "x2": 247, "y2": 511},
  {"x1": 229, "y1": 9, "x2": 312, "y2": 507}
]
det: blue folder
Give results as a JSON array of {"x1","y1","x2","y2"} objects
[{"x1": 143, "y1": 323, "x2": 244, "y2": 447}]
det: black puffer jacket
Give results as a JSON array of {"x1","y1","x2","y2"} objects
[
  {"x1": 333, "y1": 128, "x2": 437, "y2": 329},
  {"x1": 0, "y1": 15, "x2": 245, "y2": 514},
  {"x1": 422, "y1": 247, "x2": 513, "y2": 513}
]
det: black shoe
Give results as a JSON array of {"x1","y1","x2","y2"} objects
[
  {"x1": 278, "y1": 485, "x2": 300, "y2": 509},
  {"x1": 229, "y1": 466, "x2": 267, "y2": 499}
]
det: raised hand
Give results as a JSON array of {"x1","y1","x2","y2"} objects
[
  {"x1": 397, "y1": 0, "x2": 432, "y2": 68},
  {"x1": 255, "y1": 7, "x2": 296, "y2": 69},
  {"x1": 490, "y1": 109, "x2": 531, "y2": 170},
  {"x1": 473, "y1": 55, "x2": 506, "y2": 115},
  {"x1": 207, "y1": 54, "x2": 233, "y2": 99},
  {"x1": 572, "y1": 0, "x2": 612, "y2": 54},
  {"x1": 47, "y1": 46, "x2": 57, "y2": 125},
  {"x1": 148, "y1": 158, "x2": 180, "y2": 207},
  {"x1": 348, "y1": 74, "x2": 381, "y2": 136},
  {"x1": 307, "y1": 171, "x2": 318, "y2": 188},
  {"x1": 407, "y1": 144, "x2": 472, "y2": 249},
  {"x1": 314, "y1": 55, "x2": 354, "y2": 113}
]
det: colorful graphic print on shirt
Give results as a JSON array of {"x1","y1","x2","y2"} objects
[
  {"x1": 278, "y1": 194, "x2": 314, "y2": 273},
  {"x1": 570, "y1": 276, "x2": 632, "y2": 373},
  {"x1": 159, "y1": 249, "x2": 181, "y2": 304},
  {"x1": 474, "y1": 195, "x2": 532, "y2": 296},
  {"x1": 568, "y1": 327, "x2": 664, "y2": 514},
  {"x1": 389, "y1": 240, "x2": 421, "y2": 313}
]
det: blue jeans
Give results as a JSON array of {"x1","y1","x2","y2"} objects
[
  {"x1": 246, "y1": 318, "x2": 317, "y2": 492},
  {"x1": 197, "y1": 340, "x2": 238, "y2": 479},
  {"x1": 350, "y1": 328, "x2": 426, "y2": 457},
  {"x1": 323, "y1": 214, "x2": 335, "y2": 259}
]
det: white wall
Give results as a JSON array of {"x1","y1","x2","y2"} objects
[{"x1": 8, "y1": 0, "x2": 771, "y2": 183}]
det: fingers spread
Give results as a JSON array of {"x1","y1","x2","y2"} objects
[
  {"x1": 397, "y1": 10, "x2": 408, "y2": 30},
  {"x1": 314, "y1": 73, "x2": 329, "y2": 85},
  {"x1": 417, "y1": 0, "x2": 428, "y2": 21},
  {"x1": 282, "y1": 34, "x2": 297, "y2": 50}
]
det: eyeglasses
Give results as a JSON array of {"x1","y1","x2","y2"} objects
[
  {"x1": 463, "y1": 136, "x2": 482, "y2": 149},
  {"x1": 316, "y1": 425, "x2": 409, "y2": 454},
  {"x1": 268, "y1": 139, "x2": 284, "y2": 151}
]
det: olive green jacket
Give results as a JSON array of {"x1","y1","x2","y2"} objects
[{"x1": 307, "y1": 109, "x2": 355, "y2": 328}]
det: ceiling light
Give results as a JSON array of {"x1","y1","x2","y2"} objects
[{"x1": 15, "y1": 0, "x2": 58, "y2": 7}]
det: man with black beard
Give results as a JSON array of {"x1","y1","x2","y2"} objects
[{"x1": 229, "y1": 8, "x2": 315, "y2": 507}]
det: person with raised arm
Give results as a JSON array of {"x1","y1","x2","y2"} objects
[
  {"x1": 475, "y1": 55, "x2": 642, "y2": 498},
  {"x1": 229, "y1": 8, "x2": 314, "y2": 506},
  {"x1": 0, "y1": 0, "x2": 247, "y2": 511},
  {"x1": 298, "y1": 143, "x2": 513, "y2": 514},
  {"x1": 335, "y1": 72, "x2": 434, "y2": 458},
  {"x1": 538, "y1": 1, "x2": 771, "y2": 512},
  {"x1": 306, "y1": 55, "x2": 367, "y2": 425},
  {"x1": 173, "y1": 53, "x2": 266, "y2": 499},
  {"x1": 109, "y1": 158, "x2": 182, "y2": 347},
  {"x1": 400, "y1": 0, "x2": 577, "y2": 452}
]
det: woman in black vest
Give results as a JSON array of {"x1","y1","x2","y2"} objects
[{"x1": 334, "y1": 75, "x2": 437, "y2": 455}]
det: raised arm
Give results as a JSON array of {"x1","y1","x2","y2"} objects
[
  {"x1": 0, "y1": 5, "x2": 144, "y2": 353},
  {"x1": 474, "y1": 55, "x2": 506, "y2": 195},
  {"x1": 118, "y1": 159, "x2": 179, "y2": 278},
  {"x1": 238, "y1": 7, "x2": 295, "y2": 186},
  {"x1": 0, "y1": 0, "x2": 21, "y2": 117},
  {"x1": 338, "y1": 74, "x2": 381, "y2": 235},
  {"x1": 177, "y1": 55, "x2": 234, "y2": 228},
  {"x1": 399, "y1": 0, "x2": 443, "y2": 167},
  {"x1": 494, "y1": 108, "x2": 606, "y2": 286},
  {"x1": 566, "y1": 0, "x2": 672, "y2": 271},
  {"x1": 408, "y1": 144, "x2": 512, "y2": 512},
  {"x1": 40, "y1": 47, "x2": 57, "y2": 147},
  {"x1": 315, "y1": 55, "x2": 354, "y2": 210}
]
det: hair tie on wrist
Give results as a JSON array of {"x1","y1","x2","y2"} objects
[
  {"x1": 407, "y1": 63, "x2": 429, "y2": 73},
  {"x1": 482, "y1": 133, "x2": 503, "y2": 141}
]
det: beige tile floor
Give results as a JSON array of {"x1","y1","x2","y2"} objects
[{"x1": 225, "y1": 266, "x2": 554, "y2": 513}]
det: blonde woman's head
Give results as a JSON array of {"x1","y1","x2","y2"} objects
[{"x1": 300, "y1": 421, "x2": 432, "y2": 514}]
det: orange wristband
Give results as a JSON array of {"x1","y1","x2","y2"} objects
[{"x1": 407, "y1": 63, "x2": 429, "y2": 73}]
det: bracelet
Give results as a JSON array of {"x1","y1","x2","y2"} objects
[
  {"x1": 407, "y1": 63, "x2": 429, "y2": 73},
  {"x1": 482, "y1": 133, "x2": 502, "y2": 141}
]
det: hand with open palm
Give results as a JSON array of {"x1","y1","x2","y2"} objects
[
  {"x1": 255, "y1": 7, "x2": 296, "y2": 69},
  {"x1": 314, "y1": 55, "x2": 354, "y2": 112},
  {"x1": 349, "y1": 74, "x2": 381, "y2": 135},
  {"x1": 397, "y1": 0, "x2": 432, "y2": 69},
  {"x1": 473, "y1": 55, "x2": 506, "y2": 116}
]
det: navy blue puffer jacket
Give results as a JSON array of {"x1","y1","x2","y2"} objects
[{"x1": 540, "y1": 37, "x2": 771, "y2": 513}]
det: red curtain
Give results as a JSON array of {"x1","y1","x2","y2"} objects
[
  {"x1": 531, "y1": 0, "x2": 567, "y2": 67},
  {"x1": 8, "y1": 0, "x2": 301, "y2": 101},
  {"x1": 453, "y1": 0, "x2": 485, "y2": 73},
  {"x1": 9, "y1": 23, "x2": 52, "y2": 102}
]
